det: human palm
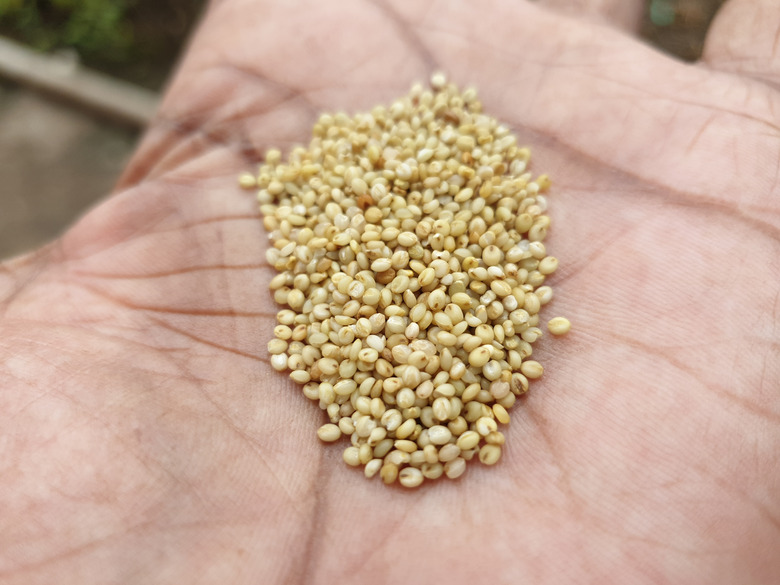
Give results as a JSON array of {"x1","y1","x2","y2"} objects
[{"x1": 1, "y1": 0, "x2": 778, "y2": 583}]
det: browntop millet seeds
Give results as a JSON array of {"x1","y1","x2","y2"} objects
[{"x1": 240, "y1": 73, "x2": 569, "y2": 488}]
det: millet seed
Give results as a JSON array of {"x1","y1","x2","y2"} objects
[
  {"x1": 249, "y1": 72, "x2": 568, "y2": 488},
  {"x1": 547, "y1": 316, "x2": 571, "y2": 336}
]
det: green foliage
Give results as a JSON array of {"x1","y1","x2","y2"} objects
[
  {"x1": 649, "y1": 0, "x2": 676, "y2": 27},
  {"x1": 0, "y1": 0, "x2": 135, "y2": 60}
]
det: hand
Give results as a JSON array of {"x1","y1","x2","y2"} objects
[{"x1": 2, "y1": 0, "x2": 778, "y2": 583}]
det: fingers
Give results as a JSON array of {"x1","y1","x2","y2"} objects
[
  {"x1": 534, "y1": 0, "x2": 645, "y2": 32},
  {"x1": 702, "y1": 0, "x2": 780, "y2": 88}
]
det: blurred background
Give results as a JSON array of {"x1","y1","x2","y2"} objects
[{"x1": 0, "y1": 0, "x2": 726, "y2": 260}]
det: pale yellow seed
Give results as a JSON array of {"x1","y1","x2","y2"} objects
[
  {"x1": 428, "y1": 289, "x2": 447, "y2": 311},
  {"x1": 381, "y1": 463, "x2": 399, "y2": 484},
  {"x1": 351, "y1": 177, "x2": 369, "y2": 196},
  {"x1": 399, "y1": 467, "x2": 424, "y2": 488},
  {"x1": 482, "y1": 245, "x2": 501, "y2": 266},
  {"x1": 490, "y1": 280, "x2": 512, "y2": 297},
  {"x1": 430, "y1": 71, "x2": 447, "y2": 89},
  {"x1": 538, "y1": 256, "x2": 558, "y2": 275},
  {"x1": 468, "y1": 345, "x2": 493, "y2": 368},
  {"x1": 374, "y1": 438, "x2": 394, "y2": 459},
  {"x1": 475, "y1": 416, "x2": 498, "y2": 436},
  {"x1": 359, "y1": 443, "x2": 373, "y2": 464},
  {"x1": 456, "y1": 430, "x2": 480, "y2": 451},
  {"x1": 428, "y1": 425, "x2": 453, "y2": 445},
  {"x1": 422, "y1": 462, "x2": 444, "y2": 480},
  {"x1": 371, "y1": 258, "x2": 393, "y2": 272},
  {"x1": 317, "y1": 423, "x2": 342, "y2": 442},
  {"x1": 333, "y1": 379, "x2": 358, "y2": 396},
  {"x1": 338, "y1": 417, "x2": 355, "y2": 435},
  {"x1": 238, "y1": 172, "x2": 257, "y2": 189},
  {"x1": 267, "y1": 338, "x2": 288, "y2": 354},
  {"x1": 386, "y1": 449, "x2": 411, "y2": 466},
  {"x1": 418, "y1": 267, "x2": 436, "y2": 287},
  {"x1": 364, "y1": 458, "x2": 382, "y2": 479},
  {"x1": 395, "y1": 418, "x2": 417, "y2": 439},
  {"x1": 492, "y1": 404, "x2": 510, "y2": 425},
  {"x1": 343, "y1": 446, "x2": 361, "y2": 467},
  {"x1": 444, "y1": 457, "x2": 466, "y2": 479},
  {"x1": 451, "y1": 292, "x2": 472, "y2": 308},
  {"x1": 290, "y1": 370, "x2": 311, "y2": 384},
  {"x1": 423, "y1": 443, "x2": 438, "y2": 464},
  {"x1": 432, "y1": 396, "x2": 450, "y2": 421},
  {"x1": 358, "y1": 348, "x2": 379, "y2": 363},
  {"x1": 478, "y1": 444, "x2": 502, "y2": 466},
  {"x1": 438, "y1": 443, "x2": 461, "y2": 463},
  {"x1": 398, "y1": 232, "x2": 418, "y2": 247},
  {"x1": 437, "y1": 331, "x2": 458, "y2": 346},
  {"x1": 394, "y1": 439, "x2": 418, "y2": 453},
  {"x1": 547, "y1": 317, "x2": 571, "y2": 336},
  {"x1": 520, "y1": 360, "x2": 544, "y2": 379}
]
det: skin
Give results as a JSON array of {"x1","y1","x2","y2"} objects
[{"x1": 1, "y1": 0, "x2": 779, "y2": 583}]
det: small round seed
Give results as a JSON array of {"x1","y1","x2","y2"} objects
[
  {"x1": 520, "y1": 360, "x2": 544, "y2": 379},
  {"x1": 547, "y1": 317, "x2": 571, "y2": 336},
  {"x1": 371, "y1": 258, "x2": 393, "y2": 272},
  {"x1": 317, "y1": 423, "x2": 342, "y2": 442},
  {"x1": 478, "y1": 444, "x2": 502, "y2": 465},
  {"x1": 386, "y1": 449, "x2": 411, "y2": 466},
  {"x1": 364, "y1": 458, "x2": 382, "y2": 479},
  {"x1": 343, "y1": 446, "x2": 361, "y2": 467},
  {"x1": 456, "y1": 430, "x2": 481, "y2": 451},
  {"x1": 468, "y1": 345, "x2": 493, "y2": 368},
  {"x1": 444, "y1": 457, "x2": 466, "y2": 479},
  {"x1": 395, "y1": 418, "x2": 417, "y2": 440},
  {"x1": 238, "y1": 172, "x2": 257, "y2": 189},
  {"x1": 482, "y1": 360, "x2": 502, "y2": 381},
  {"x1": 438, "y1": 443, "x2": 461, "y2": 462},
  {"x1": 437, "y1": 331, "x2": 458, "y2": 346},
  {"x1": 422, "y1": 462, "x2": 444, "y2": 480},
  {"x1": 428, "y1": 289, "x2": 447, "y2": 311},
  {"x1": 428, "y1": 425, "x2": 453, "y2": 445},
  {"x1": 398, "y1": 232, "x2": 418, "y2": 247},
  {"x1": 267, "y1": 338, "x2": 288, "y2": 354},
  {"x1": 394, "y1": 439, "x2": 418, "y2": 453},
  {"x1": 538, "y1": 256, "x2": 558, "y2": 275},
  {"x1": 482, "y1": 245, "x2": 502, "y2": 266},
  {"x1": 493, "y1": 404, "x2": 510, "y2": 425},
  {"x1": 399, "y1": 467, "x2": 424, "y2": 488},
  {"x1": 290, "y1": 370, "x2": 311, "y2": 384},
  {"x1": 490, "y1": 280, "x2": 512, "y2": 297},
  {"x1": 381, "y1": 463, "x2": 399, "y2": 484},
  {"x1": 475, "y1": 416, "x2": 498, "y2": 436}
]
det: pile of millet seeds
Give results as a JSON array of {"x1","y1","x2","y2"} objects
[{"x1": 241, "y1": 73, "x2": 570, "y2": 488}]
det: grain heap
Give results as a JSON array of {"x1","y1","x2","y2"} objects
[{"x1": 242, "y1": 73, "x2": 568, "y2": 488}]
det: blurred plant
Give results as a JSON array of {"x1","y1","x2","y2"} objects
[
  {"x1": 0, "y1": 0, "x2": 135, "y2": 61},
  {"x1": 649, "y1": 0, "x2": 677, "y2": 27}
]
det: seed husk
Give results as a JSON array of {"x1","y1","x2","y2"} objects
[{"x1": 251, "y1": 72, "x2": 566, "y2": 488}]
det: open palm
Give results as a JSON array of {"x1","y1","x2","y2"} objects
[{"x1": 1, "y1": 0, "x2": 778, "y2": 583}]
